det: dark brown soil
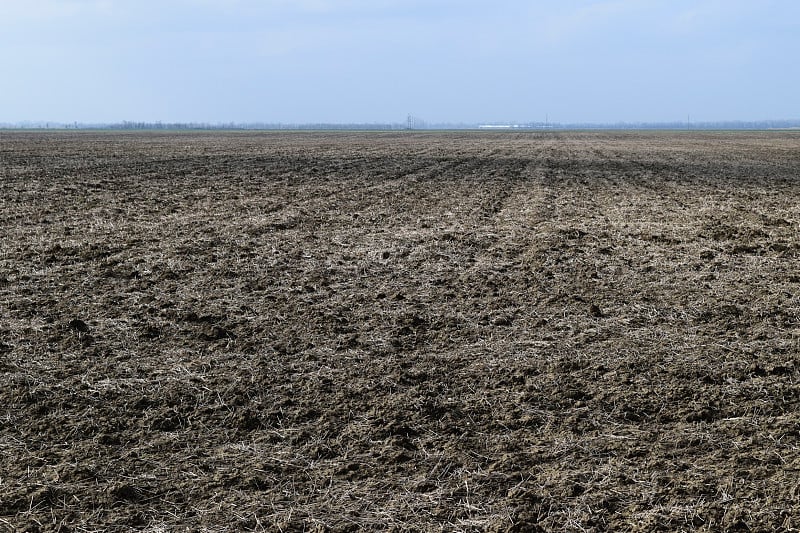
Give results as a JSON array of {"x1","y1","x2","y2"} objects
[{"x1": 2, "y1": 130, "x2": 800, "y2": 531}]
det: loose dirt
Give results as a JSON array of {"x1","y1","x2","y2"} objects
[{"x1": 2, "y1": 130, "x2": 800, "y2": 531}]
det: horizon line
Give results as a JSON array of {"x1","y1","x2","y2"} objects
[{"x1": 3, "y1": 118, "x2": 800, "y2": 131}]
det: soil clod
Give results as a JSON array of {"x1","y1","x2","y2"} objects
[{"x1": 67, "y1": 318, "x2": 90, "y2": 332}]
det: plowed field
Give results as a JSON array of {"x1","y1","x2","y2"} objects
[{"x1": 2, "y1": 130, "x2": 800, "y2": 531}]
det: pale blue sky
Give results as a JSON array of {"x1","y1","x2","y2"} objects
[{"x1": 2, "y1": 0, "x2": 798, "y2": 124}]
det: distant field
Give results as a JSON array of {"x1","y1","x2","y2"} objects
[{"x1": 2, "y1": 130, "x2": 800, "y2": 531}]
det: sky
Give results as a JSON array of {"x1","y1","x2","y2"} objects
[{"x1": 2, "y1": 0, "x2": 798, "y2": 124}]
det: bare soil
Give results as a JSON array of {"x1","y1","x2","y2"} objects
[{"x1": 2, "y1": 130, "x2": 800, "y2": 531}]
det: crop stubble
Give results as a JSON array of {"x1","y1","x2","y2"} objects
[{"x1": 2, "y1": 130, "x2": 800, "y2": 531}]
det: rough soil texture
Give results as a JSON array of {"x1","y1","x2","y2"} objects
[{"x1": 2, "y1": 130, "x2": 800, "y2": 531}]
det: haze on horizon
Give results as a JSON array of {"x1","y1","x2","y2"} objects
[{"x1": 2, "y1": 0, "x2": 798, "y2": 125}]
